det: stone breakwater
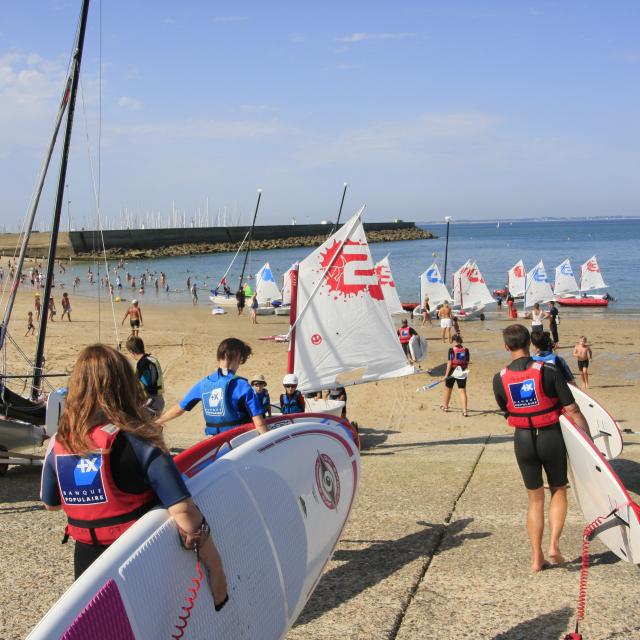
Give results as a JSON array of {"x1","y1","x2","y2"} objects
[{"x1": 75, "y1": 227, "x2": 435, "y2": 260}]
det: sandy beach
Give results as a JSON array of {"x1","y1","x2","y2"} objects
[{"x1": 1, "y1": 288, "x2": 638, "y2": 639}]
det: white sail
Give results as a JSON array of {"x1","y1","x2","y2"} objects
[
  {"x1": 508, "y1": 260, "x2": 526, "y2": 297},
  {"x1": 580, "y1": 256, "x2": 607, "y2": 292},
  {"x1": 255, "y1": 262, "x2": 282, "y2": 305},
  {"x1": 554, "y1": 259, "x2": 579, "y2": 296},
  {"x1": 451, "y1": 260, "x2": 472, "y2": 308},
  {"x1": 293, "y1": 210, "x2": 414, "y2": 393},
  {"x1": 463, "y1": 262, "x2": 496, "y2": 308},
  {"x1": 419, "y1": 263, "x2": 452, "y2": 308},
  {"x1": 374, "y1": 256, "x2": 404, "y2": 315},
  {"x1": 524, "y1": 261, "x2": 554, "y2": 307},
  {"x1": 281, "y1": 267, "x2": 293, "y2": 306}
]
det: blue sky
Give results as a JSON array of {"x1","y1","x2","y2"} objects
[{"x1": 1, "y1": 1, "x2": 639, "y2": 230}]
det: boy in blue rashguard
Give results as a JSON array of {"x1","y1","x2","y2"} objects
[{"x1": 157, "y1": 338, "x2": 268, "y2": 436}]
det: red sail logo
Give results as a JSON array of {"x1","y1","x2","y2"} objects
[
  {"x1": 319, "y1": 240, "x2": 384, "y2": 300},
  {"x1": 513, "y1": 265, "x2": 524, "y2": 278},
  {"x1": 374, "y1": 263, "x2": 396, "y2": 288},
  {"x1": 586, "y1": 259, "x2": 599, "y2": 272}
]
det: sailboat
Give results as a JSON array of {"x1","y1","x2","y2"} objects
[
  {"x1": 286, "y1": 209, "x2": 415, "y2": 409},
  {"x1": 209, "y1": 228, "x2": 251, "y2": 307},
  {"x1": 374, "y1": 256, "x2": 405, "y2": 316},
  {"x1": 524, "y1": 261, "x2": 554, "y2": 308},
  {"x1": 553, "y1": 259, "x2": 579, "y2": 298},
  {"x1": 451, "y1": 260, "x2": 495, "y2": 320},
  {"x1": 0, "y1": 0, "x2": 89, "y2": 472},
  {"x1": 557, "y1": 256, "x2": 610, "y2": 307},
  {"x1": 412, "y1": 263, "x2": 452, "y2": 319},
  {"x1": 253, "y1": 262, "x2": 281, "y2": 315},
  {"x1": 506, "y1": 259, "x2": 526, "y2": 298}
]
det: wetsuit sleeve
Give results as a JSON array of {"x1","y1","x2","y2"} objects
[
  {"x1": 542, "y1": 363, "x2": 575, "y2": 406},
  {"x1": 447, "y1": 348, "x2": 454, "y2": 361},
  {"x1": 40, "y1": 448, "x2": 61, "y2": 506},
  {"x1": 179, "y1": 379, "x2": 203, "y2": 411},
  {"x1": 232, "y1": 378, "x2": 264, "y2": 418},
  {"x1": 124, "y1": 434, "x2": 191, "y2": 508},
  {"x1": 492, "y1": 372, "x2": 508, "y2": 415},
  {"x1": 410, "y1": 328, "x2": 417, "y2": 336}
]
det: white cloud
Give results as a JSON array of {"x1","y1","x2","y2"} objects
[
  {"x1": 336, "y1": 32, "x2": 416, "y2": 43},
  {"x1": 118, "y1": 95, "x2": 143, "y2": 111},
  {"x1": 213, "y1": 16, "x2": 249, "y2": 23}
]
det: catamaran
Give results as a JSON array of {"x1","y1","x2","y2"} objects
[{"x1": 557, "y1": 256, "x2": 610, "y2": 307}]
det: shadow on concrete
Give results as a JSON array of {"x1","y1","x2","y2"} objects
[
  {"x1": 294, "y1": 518, "x2": 490, "y2": 626},
  {"x1": 609, "y1": 458, "x2": 640, "y2": 496},
  {"x1": 358, "y1": 427, "x2": 399, "y2": 451},
  {"x1": 490, "y1": 607, "x2": 573, "y2": 640},
  {"x1": 361, "y1": 434, "x2": 512, "y2": 457}
]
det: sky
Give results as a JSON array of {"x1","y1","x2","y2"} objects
[{"x1": 0, "y1": 0, "x2": 639, "y2": 230}]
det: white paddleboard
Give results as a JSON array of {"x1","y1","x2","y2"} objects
[
  {"x1": 409, "y1": 335, "x2": 427, "y2": 362},
  {"x1": 560, "y1": 415, "x2": 640, "y2": 564},
  {"x1": 570, "y1": 386, "x2": 623, "y2": 460},
  {"x1": 28, "y1": 419, "x2": 360, "y2": 639}
]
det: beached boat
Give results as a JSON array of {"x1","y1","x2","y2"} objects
[
  {"x1": 556, "y1": 256, "x2": 610, "y2": 307},
  {"x1": 412, "y1": 262, "x2": 453, "y2": 319},
  {"x1": 524, "y1": 260, "x2": 554, "y2": 309},
  {"x1": 451, "y1": 260, "x2": 494, "y2": 320},
  {"x1": 375, "y1": 255, "x2": 407, "y2": 316}
]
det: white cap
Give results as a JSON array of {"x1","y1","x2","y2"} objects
[
  {"x1": 282, "y1": 373, "x2": 298, "y2": 386},
  {"x1": 132, "y1": 299, "x2": 138, "y2": 304}
]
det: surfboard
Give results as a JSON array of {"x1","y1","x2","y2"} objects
[
  {"x1": 570, "y1": 386, "x2": 623, "y2": 460},
  {"x1": 560, "y1": 415, "x2": 640, "y2": 564},
  {"x1": 28, "y1": 418, "x2": 360, "y2": 640},
  {"x1": 409, "y1": 335, "x2": 427, "y2": 362}
]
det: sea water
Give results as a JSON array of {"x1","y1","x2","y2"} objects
[{"x1": 34, "y1": 218, "x2": 640, "y2": 311}]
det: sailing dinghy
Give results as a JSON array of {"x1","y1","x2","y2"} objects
[
  {"x1": 254, "y1": 262, "x2": 281, "y2": 315},
  {"x1": 374, "y1": 256, "x2": 406, "y2": 316},
  {"x1": 524, "y1": 261, "x2": 554, "y2": 309},
  {"x1": 557, "y1": 256, "x2": 610, "y2": 307},
  {"x1": 412, "y1": 263, "x2": 452, "y2": 319},
  {"x1": 451, "y1": 261, "x2": 495, "y2": 320}
]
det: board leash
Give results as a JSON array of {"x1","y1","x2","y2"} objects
[
  {"x1": 171, "y1": 552, "x2": 204, "y2": 640},
  {"x1": 564, "y1": 509, "x2": 617, "y2": 640}
]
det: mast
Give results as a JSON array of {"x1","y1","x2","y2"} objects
[
  {"x1": 0, "y1": 77, "x2": 72, "y2": 353},
  {"x1": 329, "y1": 182, "x2": 348, "y2": 236},
  {"x1": 32, "y1": 0, "x2": 91, "y2": 399},
  {"x1": 237, "y1": 189, "x2": 262, "y2": 291},
  {"x1": 286, "y1": 265, "x2": 299, "y2": 374}
]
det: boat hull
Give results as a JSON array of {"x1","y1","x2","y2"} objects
[{"x1": 556, "y1": 297, "x2": 609, "y2": 307}]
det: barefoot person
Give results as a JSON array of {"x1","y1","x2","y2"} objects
[
  {"x1": 438, "y1": 301, "x2": 453, "y2": 343},
  {"x1": 122, "y1": 299, "x2": 143, "y2": 336},
  {"x1": 397, "y1": 319, "x2": 417, "y2": 362},
  {"x1": 493, "y1": 324, "x2": 588, "y2": 572},
  {"x1": 125, "y1": 336, "x2": 165, "y2": 416},
  {"x1": 60, "y1": 292, "x2": 72, "y2": 321},
  {"x1": 39, "y1": 345, "x2": 229, "y2": 610},
  {"x1": 421, "y1": 295, "x2": 432, "y2": 326},
  {"x1": 157, "y1": 338, "x2": 268, "y2": 436},
  {"x1": 25, "y1": 311, "x2": 35, "y2": 337},
  {"x1": 441, "y1": 334, "x2": 470, "y2": 416},
  {"x1": 573, "y1": 336, "x2": 593, "y2": 389}
]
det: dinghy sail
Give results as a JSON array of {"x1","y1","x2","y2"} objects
[
  {"x1": 452, "y1": 261, "x2": 495, "y2": 310},
  {"x1": 288, "y1": 209, "x2": 414, "y2": 393},
  {"x1": 374, "y1": 256, "x2": 404, "y2": 316},
  {"x1": 255, "y1": 262, "x2": 282, "y2": 306},
  {"x1": 419, "y1": 263, "x2": 452, "y2": 308},
  {"x1": 580, "y1": 256, "x2": 607, "y2": 293},
  {"x1": 554, "y1": 259, "x2": 579, "y2": 296},
  {"x1": 524, "y1": 261, "x2": 554, "y2": 307},
  {"x1": 507, "y1": 260, "x2": 526, "y2": 298}
]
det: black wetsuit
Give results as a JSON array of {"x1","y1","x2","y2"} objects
[{"x1": 493, "y1": 356, "x2": 575, "y2": 490}]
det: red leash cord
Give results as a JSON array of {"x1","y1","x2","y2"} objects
[
  {"x1": 171, "y1": 558, "x2": 204, "y2": 640},
  {"x1": 565, "y1": 510, "x2": 616, "y2": 640}
]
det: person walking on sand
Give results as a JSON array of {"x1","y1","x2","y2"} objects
[
  {"x1": 235, "y1": 287, "x2": 246, "y2": 316},
  {"x1": 157, "y1": 338, "x2": 268, "y2": 436},
  {"x1": 126, "y1": 336, "x2": 165, "y2": 415},
  {"x1": 121, "y1": 300, "x2": 143, "y2": 336},
  {"x1": 191, "y1": 282, "x2": 198, "y2": 305},
  {"x1": 250, "y1": 292, "x2": 259, "y2": 324},
  {"x1": 421, "y1": 295, "x2": 432, "y2": 326},
  {"x1": 25, "y1": 311, "x2": 35, "y2": 337},
  {"x1": 397, "y1": 319, "x2": 417, "y2": 362},
  {"x1": 438, "y1": 301, "x2": 453, "y2": 343},
  {"x1": 60, "y1": 292, "x2": 72, "y2": 321},
  {"x1": 573, "y1": 336, "x2": 593, "y2": 389},
  {"x1": 441, "y1": 334, "x2": 470, "y2": 416},
  {"x1": 35, "y1": 293, "x2": 42, "y2": 321},
  {"x1": 547, "y1": 300, "x2": 560, "y2": 346},
  {"x1": 40, "y1": 345, "x2": 229, "y2": 610},
  {"x1": 493, "y1": 324, "x2": 588, "y2": 572},
  {"x1": 48, "y1": 297, "x2": 57, "y2": 322}
]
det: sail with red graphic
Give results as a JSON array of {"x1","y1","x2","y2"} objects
[
  {"x1": 374, "y1": 255, "x2": 404, "y2": 316},
  {"x1": 281, "y1": 266, "x2": 293, "y2": 306},
  {"x1": 292, "y1": 209, "x2": 414, "y2": 392},
  {"x1": 508, "y1": 260, "x2": 526, "y2": 297},
  {"x1": 554, "y1": 259, "x2": 579, "y2": 296},
  {"x1": 524, "y1": 260, "x2": 555, "y2": 307},
  {"x1": 580, "y1": 256, "x2": 607, "y2": 292},
  {"x1": 451, "y1": 260, "x2": 472, "y2": 308},
  {"x1": 452, "y1": 261, "x2": 495, "y2": 309}
]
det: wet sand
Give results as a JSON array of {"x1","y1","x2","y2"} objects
[{"x1": 0, "y1": 290, "x2": 638, "y2": 639}]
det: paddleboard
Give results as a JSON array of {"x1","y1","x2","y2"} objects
[
  {"x1": 570, "y1": 386, "x2": 623, "y2": 460},
  {"x1": 28, "y1": 418, "x2": 360, "y2": 640},
  {"x1": 409, "y1": 335, "x2": 427, "y2": 362},
  {"x1": 560, "y1": 415, "x2": 640, "y2": 564}
]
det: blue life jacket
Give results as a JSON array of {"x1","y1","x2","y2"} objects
[
  {"x1": 255, "y1": 389, "x2": 270, "y2": 415},
  {"x1": 532, "y1": 351, "x2": 556, "y2": 364},
  {"x1": 280, "y1": 391, "x2": 304, "y2": 415},
  {"x1": 201, "y1": 369, "x2": 250, "y2": 435}
]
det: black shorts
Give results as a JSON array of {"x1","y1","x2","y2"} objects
[
  {"x1": 130, "y1": 319, "x2": 140, "y2": 328},
  {"x1": 513, "y1": 423, "x2": 567, "y2": 490},
  {"x1": 401, "y1": 342, "x2": 409, "y2": 355},
  {"x1": 577, "y1": 360, "x2": 589, "y2": 370},
  {"x1": 445, "y1": 376, "x2": 467, "y2": 389},
  {"x1": 74, "y1": 541, "x2": 108, "y2": 579}
]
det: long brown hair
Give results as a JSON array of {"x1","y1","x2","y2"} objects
[{"x1": 56, "y1": 344, "x2": 167, "y2": 454}]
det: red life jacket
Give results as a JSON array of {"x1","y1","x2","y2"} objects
[
  {"x1": 452, "y1": 345, "x2": 468, "y2": 369},
  {"x1": 499, "y1": 362, "x2": 563, "y2": 428},
  {"x1": 399, "y1": 327, "x2": 412, "y2": 344},
  {"x1": 53, "y1": 425, "x2": 156, "y2": 545}
]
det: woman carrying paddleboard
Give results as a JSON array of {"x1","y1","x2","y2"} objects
[
  {"x1": 40, "y1": 345, "x2": 229, "y2": 610},
  {"x1": 492, "y1": 324, "x2": 589, "y2": 572}
]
